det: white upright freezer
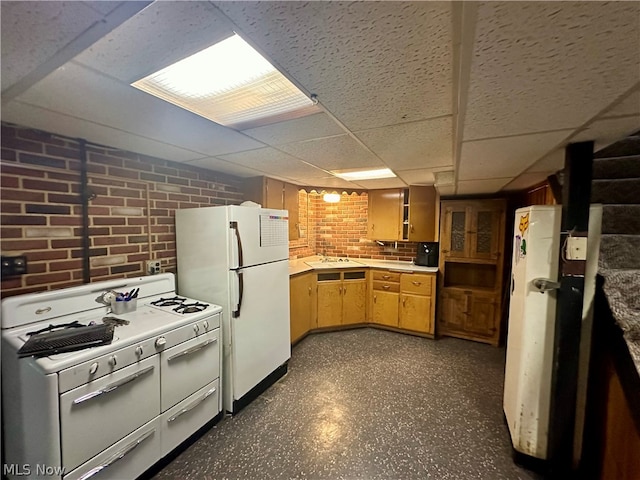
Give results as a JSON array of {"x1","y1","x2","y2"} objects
[
  {"x1": 175, "y1": 205, "x2": 291, "y2": 414},
  {"x1": 503, "y1": 204, "x2": 601, "y2": 461}
]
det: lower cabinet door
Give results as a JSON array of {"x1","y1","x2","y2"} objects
[
  {"x1": 64, "y1": 417, "x2": 160, "y2": 480},
  {"x1": 399, "y1": 293, "x2": 432, "y2": 333},
  {"x1": 342, "y1": 280, "x2": 367, "y2": 325},
  {"x1": 439, "y1": 289, "x2": 468, "y2": 332},
  {"x1": 161, "y1": 379, "x2": 220, "y2": 456},
  {"x1": 372, "y1": 290, "x2": 399, "y2": 327},
  {"x1": 317, "y1": 281, "x2": 342, "y2": 327}
]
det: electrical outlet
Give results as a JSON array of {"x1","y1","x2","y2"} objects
[
  {"x1": 146, "y1": 260, "x2": 161, "y2": 275},
  {"x1": 566, "y1": 237, "x2": 588, "y2": 261},
  {"x1": 1, "y1": 255, "x2": 28, "y2": 276}
]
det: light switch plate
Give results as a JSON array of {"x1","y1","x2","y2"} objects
[{"x1": 566, "y1": 237, "x2": 588, "y2": 261}]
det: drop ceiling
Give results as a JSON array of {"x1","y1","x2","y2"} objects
[{"x1": 2, "y1": 1, "x2": 639, "y2": 194}]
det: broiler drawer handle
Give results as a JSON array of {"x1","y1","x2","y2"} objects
[
  {"x1": 167, "y1": 386, "x2": 217, "y2": 423},
  {"x1": 73, "y1": 365, "x2": 155, "y2": 405},
  {"x1": 167, "y1": 338, "x2": 217, "y2": 362},
  {"x1": 77, "y1": 428, "x2": 156, "y2": 480}
]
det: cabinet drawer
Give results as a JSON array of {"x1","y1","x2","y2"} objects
[
  {"x1": 400, "y1": 274, "x2": 433, "y2": 296},
  {"x1": 373, "y1": 281, "x2": 400, "y2": 293},
  {"x1": 372, "y1": 270, "x2": 400, "y2": 282}
]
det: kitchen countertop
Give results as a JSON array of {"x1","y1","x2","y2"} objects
[{"x1": 289, "y1": 256, "x2": 438, "y2": 276}]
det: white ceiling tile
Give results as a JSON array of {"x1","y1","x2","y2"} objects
[
  {"x1": 526, "y1": 149, "x2": 566, "y2": 174},
  {"x1": 436, "y1": 185, "x2": 456, "y2": 197},
  {"x1": 395, "y1": 170, "x2": 436, "y2": 185},
  {"x1": 357, "y1": 117, "x2": 453, "y2": 171},
  {"x1": 241, "y1": 113, "x2": 345, "y2": 145},
  {"x1": 215, "y1": 1, "x2": 453, "y2": 131},
  {"x1": 575, "y1": 115, "x2": 640, "y2": 152},
  {"x1": 217, "y1": 147, "x2": 329, "y2": 180},
  {"x1": 185, "y1": 158, "x2": 264, "y2": 178},
  {"x1": 464, "y1": 2, "x2": 640, "y2": 140},
  {"x1": 460, "y1": 130, "x2": 573, "y2": 180},
  {"x1": 352, "y1": 178, "x2": 408, "y2": 189},
  {"x1": 502, "y1": 173, "x2": 551, "y2": 192},
  {"x1": 457, "y1": 178, "x2": 512, "y2": 195},
  {"x1": 279, "y1": 135, "x2": 385, "y2": 171},
  {"x1": 295, "y1": 177, "x2": 362, "y2": 190},
  {"x1": 15, "y1": 62, "x2": 263, "y2": 156},
  {"x1": 1, "y1": 1, "x2": 105, "y2": 89},
  {"x1": 74, "y1": 2, "x2": 234, "y2": 83},
  {"x1": 2, "y1": 101, "x2": 207, "y2": 163},
  {"x1": 603, "y1": 88, "x2": 640, "y2": 118}
]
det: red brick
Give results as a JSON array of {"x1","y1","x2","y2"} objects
[
  {"x1": 51, "y1": 238, "x2": 82, "y2": 248},
  {"x1": 1, "y1": 215, "x2": 46, "y2": 226},
  {"x1": 2, "y1": 189, "x2": 46, "y2": 202},
  {"x1": 49, "y1": 259, "x2": 83, "y2": 271},
  {"x1": 1, "y1": 176, "x2": 19, "y2": 188},
  {"x1": 51, "y1": 216, "x2": 82, "y2": 226},
  {"x1": 93, "y1": 217, "x2": 126, "y2": 226},
  {"x1": 27, "y1": 250, "x2": 69, "y2": 261},
  {"x1": 108, "y1": 167, "x2": 140, "y2": 180},
  {"x1": 26, "y1": 272, "x2": 71, "y2": 285},
  {"x1": 93, "y1": 236, "x2": 127, "y2": 246},
  {"x1": 110, "y1": 245, "x2": 139, "y2": 254},
  {"x1": 23, "y1": 179, "x2": 69, "y2": 192}
]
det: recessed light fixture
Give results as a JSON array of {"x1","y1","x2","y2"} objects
[
  {"x1": 131, "y1": 34, "x2": 317, "y2": 128},
  {"x1": 332, "y1": 168, "x2": 396, "y2": 181}
]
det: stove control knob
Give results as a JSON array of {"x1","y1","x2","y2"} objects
[
  {"x1": 89, "y1": 362, "x2": 99, "y2": 375},
  {"x1": 155, "y1": 337, "x2": 166, "y2": 349},
  {"x1": 108, "y1": 355, "x2": 117, "y2": 367},
  {"x1": 203, "y1": 321, "x2": 209, "y2": 331},
  {"x1": 193, "y1": 324, "x2": 200, "y2": 334},
  {"x1": 135, "y1": 346, "x2": 144, "y2": 357}
]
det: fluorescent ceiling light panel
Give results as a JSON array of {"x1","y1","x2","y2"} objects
[
  {"x1": 132, "y1": 34, "x2": 315, "y2": 128},
  {"x1": 332, "y1": 168, "x2": 396, "y2": 181}
]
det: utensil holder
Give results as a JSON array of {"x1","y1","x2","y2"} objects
[{"x1": 111, "y1": 298, "x2": 137, "y2": 315}]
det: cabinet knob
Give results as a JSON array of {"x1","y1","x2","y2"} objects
[
  {"x1": 382, "y1": 275, "x2": 390, "y2": 280},
  {"x1": 382, "y1": 285, "x2": 390, "y2": 290},
  {"x1": 442, "y1": 249, "x2": 449, "y2": 254},
  {"x1": 373, "y1": 295, "x2": 377, "y2": 303},
  {"x1": 412, "y1": 281, "x2": 422, "y2": 286},
  {"x1": 410, "y1": 224, "x2": 414, "y2": 233},
  {"x1": 343, "y1": 287, "x2": 346, "y2": 295},
  {"x1": 402, "y1": 297, "x2": 406, "y2": 306},
  {"x1": 308, "y1": 286, "x2": 312, "y2": 295}
]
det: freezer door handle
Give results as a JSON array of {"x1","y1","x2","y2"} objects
[
  {"x1": 233, "y1": 271, "x2": 244, "y2": 318},
  {"x1": 532, "y1": 277, "x2": 560, "y2": 293},
  {"x1": 230, "y1": 221, "x2": 244, "y2": 268}
]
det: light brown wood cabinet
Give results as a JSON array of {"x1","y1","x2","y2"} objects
[
  {"x1": 367, "y1": 186, "x2": 437, "y2": 242},
  {"x1": 316, "y1": 270, "x2": 367, "y2": 328},
  {"x1": 399, "y1": 273, "x2": 436, "y2": 334},
  {"x1": 437, "y1": 199, "x2": 506, "y2": 346},
  {"x1": 371, "y1": 269, "x2": 436, "y2": 335},
  {"x1": 371, "y1": 270, "x2": 400, "y2": 327},
  {"x1": 289, "y1": 272, "x2": 315, "y2": 343},
  {"x1": 243, "y1": 176, "x2": 300, "y2": 240}
]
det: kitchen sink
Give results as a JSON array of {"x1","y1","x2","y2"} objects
[{"x1": 305, "y1": 258, "x2": 364, "y2": 269}]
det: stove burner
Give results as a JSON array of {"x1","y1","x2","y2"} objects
[
  {"x1": 173, "y1": 302, "x2": 209, "y2": 314},
  {"x1": 151, "y1": 296, "x2": 186, "y2": 307}
]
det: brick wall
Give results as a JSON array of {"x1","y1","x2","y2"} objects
[
  {"x1": 1, "y1": 123, "x2": 243, "y2": 298},
  {"x1": 1, "y1": 123, "x2": 422, "y2": 298},
  {"x1": 305, "y1": 191, "x2": 418, "y2": 261}
]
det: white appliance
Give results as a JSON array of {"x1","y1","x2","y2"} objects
[
  {"x1": 175, "y1": 205, "x2": 291, "y2": 414},
  {"x1": 1, "y1": 273, "x2": 222, "y2": 480},
  {"x1": 503, "y1": 205, "x2": 602, "y2": 461}
]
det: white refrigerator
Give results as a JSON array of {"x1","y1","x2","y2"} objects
[
  {"x1": 175, "y1": 205, "x2": 291, "y2": 414},
  {"x1": 503, "y1": 205, "x2": 601, "y2": 461}
]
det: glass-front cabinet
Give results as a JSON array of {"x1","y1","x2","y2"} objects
[{"x1": 437, "y1": 199, "x2": 506, "y2": 346}]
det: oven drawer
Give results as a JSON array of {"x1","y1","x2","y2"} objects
[
  {"x1": 59, "y1": 356, "x2": 160, "y2": 472},
  {"x1": 160, "y1": 328, "x2": 220, "y2": 412},
  {"x1": 161, "y1": 379, "x2": 220, "y2": 456},
  {"x1": 63, "y1": 417, "x2": 160, "y2": 480}
]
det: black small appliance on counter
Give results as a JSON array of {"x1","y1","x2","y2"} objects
[{"x1": 415, "y1": 242, "x2": 439, "y2": 267}]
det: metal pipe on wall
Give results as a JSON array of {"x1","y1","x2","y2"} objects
[{"x1": 79, "y1": 139, "x2": 91, "y2": 283}]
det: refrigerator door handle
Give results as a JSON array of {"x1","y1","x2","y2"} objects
[
  {"x1": 230, "y1": 221, "x2": 244, "y2": 268},
  {"x1": 232, "y1": 271, "x2": 244, "y2": 318},
  {"x1": 532, "y1": 277, "x2": 560, "y2": 293}
]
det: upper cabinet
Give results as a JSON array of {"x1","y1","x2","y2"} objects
[
  {"x1": 243, "y1": 176, "x2": 300, "y2": 240},
  {"x1": 367, "y1": 186, "x2": 437, "y2": 242},
  {"x1": 440, "y1": 200, "x2": 503, "y2": 262}
]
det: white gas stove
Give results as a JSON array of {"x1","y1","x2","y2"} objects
[{"x1": 1, "y1": 273, "x2": 222, "y2": 480}]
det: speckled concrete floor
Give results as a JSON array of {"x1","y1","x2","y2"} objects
[{"x1": 153, "y1": 328, "x2": 542, "y2": 479}]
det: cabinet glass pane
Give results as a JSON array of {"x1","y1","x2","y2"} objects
[
  {"x1": 451, "y1": 211, "x2": 466, "y2": 251},
  {"x1": 476, "y1": 211, "x2": 493, "y2": 254}
]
